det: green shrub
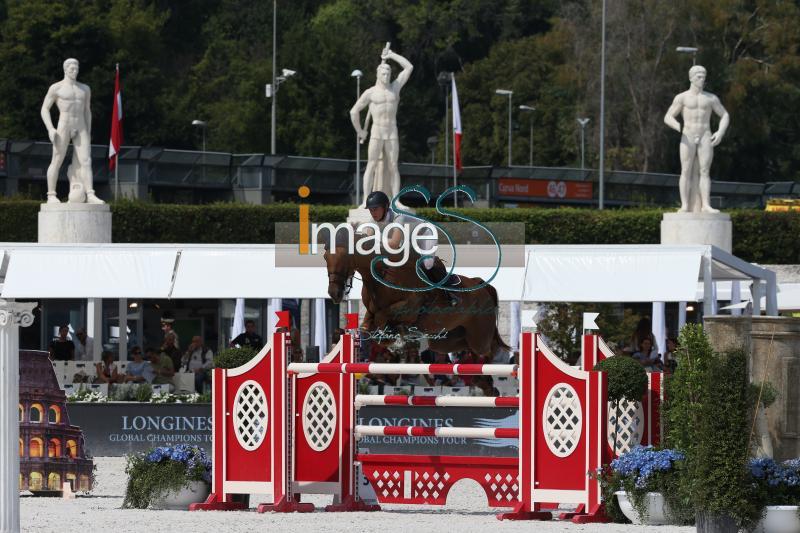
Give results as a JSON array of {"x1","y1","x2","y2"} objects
[
  {"x1": 663, "y1": 324, "x2": 760, "y2": 529},
  {"x1": 213, "y1": 346, "x2": 257, "y2": 369},
  {"x1": 594, "y1": 355, "x2": 648, "y2": 457},
  {"x1": 1, "y1": 199, "x2": 799, "y2": 263}
]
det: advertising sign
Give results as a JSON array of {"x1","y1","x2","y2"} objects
[
  {"x1": 497, "y1": 178, "x2": 593, "y2": 200},
  {"x1": 68, "y1": 403, "x2": 213, "y2": 456},
  {"x1": 69, "y1": 404, "x2": 517, "y2": 457}
]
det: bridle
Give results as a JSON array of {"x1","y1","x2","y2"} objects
[{"x1": 328, "y1": 269, "x2": 355, "y2": 298}]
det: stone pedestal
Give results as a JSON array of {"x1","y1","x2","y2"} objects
[
  {"x1": 660, "y1": 212, "x2": 732, "y2": 253},
  {"x1": 0, "y1": 300, "x2": 36, "y2": 533},
  {"x1": 347, "y1": 207, "x2": 372, "y2": 226},
  {"x1": 704, "y1": 315, "x2": 800, "y2": 461},
  {"x1": 37, "y1": 203, "x2": 112, "y2": 244}
]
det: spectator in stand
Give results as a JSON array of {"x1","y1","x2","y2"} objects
[
  {"x1": 663, "y1": 338, "x2": 679, "y2": 374},
  {"x1": 633, "y1": 337, "x2": 662, "y2": 372},
  {"x1": 331, "y1": 328, "x2": 345, "y2": 346},
  {"x1": 455, "y1": 351, "x2": 489, "y2": 387},
  {"x1": 148, "y1": 347, "x2": 175, "y2": 386},
  {"x1": 366, "y1": 349, "x2": 396, "y2": 389},
  {"x1": 73, "y1": 328, "x2": 94, "y2": 361},
  {"x1": 94, "y1": 351, "x2": 120, "y2": 384},
  {"x1": 181, "y1": 335, "x2": 214, "y2": 392},
  {"x1": 123, "y1": 346, "x2": 155, "y2": 384},
  {"x1": 49, "y1": 325, "x2": 75, "y2": 361},
  {"x1": 230, "y1": 319, "x2": 264, "y2": 351},
  {"x1": 161, "y1": 314, "x2": 180, "y2": 346},
  {"x1": 160, "y1": 327, "x2": 182, "y2": 374},
  {"x1": 626, "y1": 317, "x2": 658, "y2": 355},
  {"x1": 473, "y1": 375, "x2": 499, "y2": 397},
  {"x1": 431, "y1": 352, "x2": 464, "y2": 387},
  {"x1": 398, "y1": 346, "x2": 428, "y2": 388}
]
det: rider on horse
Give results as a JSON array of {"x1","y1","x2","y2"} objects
[{"x1": 364, "y1": 191, "x2": 460, "y2": 307}]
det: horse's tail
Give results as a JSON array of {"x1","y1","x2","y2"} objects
[{"x1": 485, "y1": 282, "x2": 512, "y2": 353}]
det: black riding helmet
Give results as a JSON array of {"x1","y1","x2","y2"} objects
[{"x1": 365, "y1": 191, "x2": 390, "y2": 209}]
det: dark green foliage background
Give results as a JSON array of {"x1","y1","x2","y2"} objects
[
  {"x1": 1, "y1": 1, "x2": 800, "y2": 179},
  {"x1": 1, "y1": 199, "x2": 798, "y2": 264}
]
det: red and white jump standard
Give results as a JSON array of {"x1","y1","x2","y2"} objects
[{"x1": 192, "y1": 314, "x2": 660, "y2": 523}]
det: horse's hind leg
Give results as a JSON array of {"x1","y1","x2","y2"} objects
[{"x1": 465, "y1": 320, "x2": 494, "y2": 358}]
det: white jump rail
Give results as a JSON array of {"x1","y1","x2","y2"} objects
[
  {"x1": 288, "y1": 362, "x2": 517, "y2": 376},
  {"x1": 354, "y1": 425, "x2": 520, "y2": 439},
  {"x1": 354, "y1": 394, "x2": 519, "y2": 409}
]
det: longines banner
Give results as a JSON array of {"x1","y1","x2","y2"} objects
[
  {"x1": 68, "y1": 403, "x2": 518, "y2": 457},
  {"x1": 68, "y1": 403, "x2": 213, "y2": 456}
]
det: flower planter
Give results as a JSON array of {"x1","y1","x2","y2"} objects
[
  {"x1": 758, "y1": 506, "x2": 800, "y2": 533},
  {"x1": 615, "y1": 491, "x2": 672, "y2": 525},
  {"x1": 150, "y1": 481, "x2": 209, "y2": 510}
]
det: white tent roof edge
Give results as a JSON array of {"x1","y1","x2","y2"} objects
[{"x1": 0, "y1": 242, "x2": 781, "y2": 313}]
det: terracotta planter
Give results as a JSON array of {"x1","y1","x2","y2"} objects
[
  {"x1": 150, "y1": 480, "x2": 210, "y2": 510},
  {"x1": 757, "y1": 506, "x2": 800, "y2": 533},
  {"x1": 615, "y1": 491, "x2": 672, "y2": 525}
]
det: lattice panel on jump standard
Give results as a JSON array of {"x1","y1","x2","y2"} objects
[
  {"x1": 482, "y1": 471, "x2": 520, "y2": 506},
  {"x1": 233, "y1": 380, "x2": 268, "y2": 451},
  {"x1": 370, "y1": 469, "x2": 404, "y2": 501},
  {"x1": 542, "y1": 383, "x2": 583, "y2": 458},
  {"x1": 302, "y1": 383, "x2": 337, "y2": 452},
  {"x1": 607, "y1": 399, "x2": 644, "y2": 454}
]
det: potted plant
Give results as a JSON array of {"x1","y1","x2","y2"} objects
[
  {"x1": 123, "y1": 444, "x2": 211, "y2": 509},
  {"x1": 663, "y1": 325, "x2": 761, "y2": 532},
  {"x1": 598, "y1": 446, "x2": 689, "y2": 525},
  {"x1": 750, "y1": 457, "x2": 800, "y2": 533}
]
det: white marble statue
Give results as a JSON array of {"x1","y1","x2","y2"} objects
[
  {"x1": 664, "y1": 65, "x2": 729, "y2": 213},
  {"x1": 350, "y1": 43, "x2": 413, "y2": 207},
  {"x1": 40, "y1": 58, "x2": 104, "y2": 204}
]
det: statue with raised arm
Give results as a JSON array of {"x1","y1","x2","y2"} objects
[
  {"x1": 40, "y1": 58, "x2": 104, "y2": 204},
  {"x1": 664, "y1": 65, "x2": 729, "y2": 213},
  {"x1": 350, "y1": 44, "x2": 413, "y2": 207}
]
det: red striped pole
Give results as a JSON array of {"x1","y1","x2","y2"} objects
[
  {"x1": 288, "y1": 362, "x2": 517, "y2": 377},
  {"x1": 354, "y1": 425, "x2": 519, "y2": 439},
  {"x1": 354, "y1": 395, "x2": 519, "y2": 408}
]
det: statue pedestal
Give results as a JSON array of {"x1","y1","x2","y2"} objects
[
  {"x1": 347, "y1": 207, "x2": 373, "y2": 226},
  {"x1": 38, "y1": 203, "x2": 112, "y2": 244},
  {"x1": 660, "y1": 212, "x2": 732, "y2": 252}
]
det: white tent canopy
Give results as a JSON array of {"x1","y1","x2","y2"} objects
[{"x1": 0, "y1": 242, "x2": 780, "y2": 314}]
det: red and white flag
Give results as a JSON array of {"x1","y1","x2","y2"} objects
[
  {"x1": 451, "y1": 75, "x2": 463, "y2": 173},
  {"x1": 108, "y1": 64, "x2": 123, "y2": 171}
]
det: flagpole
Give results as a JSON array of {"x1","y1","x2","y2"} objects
[
  {"x1": 114, "y1": 63, "x2": 119, "y2": 202},
  {"x1": 452, "y1": 74, "x2": 457, "y2": 208}
]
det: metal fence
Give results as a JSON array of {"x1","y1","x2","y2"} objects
[{"x1": 1, "y1": 139, "x2": 797, "y2": 208}]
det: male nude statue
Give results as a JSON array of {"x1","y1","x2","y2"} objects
[
  {"x1": 664, "y1": 65, "x2": 729, "y2": 213},
  {"x1": 40, "y1": 58, "x2": 104, "y2": 204},
  {"x1": 350, "y1": 44, "x2": 413, "y2": 207}
]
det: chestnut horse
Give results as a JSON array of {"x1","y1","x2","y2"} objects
[{"x1": 323, "y1": 242, "x2": 510, "y2": 357}]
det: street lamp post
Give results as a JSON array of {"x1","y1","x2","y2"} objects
[
  {"x1": 427, "y1": 136, "x2": 439, "y2": 165},
  {"x1": 192, "y1": 119, "x2": 207, "y2": 181},
  {"x1": 437, "y1": 72, "x2": 452, "y2": 167},
  {"x1": 676, "y1": 46, "x2": 699, "y2": 65},
  {"x1": 576, "y1": 117, "x2": 590, "y2": 171},
  {"x1": 519, "y1": 105, "x2": 535, "y2": 167},
  {"x1": 495, "y1": 89, "x2": 513, "y2": 166},
  {"x1": 351, "y1": 69, "x2": 363, "y2": 205},
  {"x1": 599, "y1": 0, "x2": 606, "y2": 209},
  {"x1": 266, "y1": 68, "x2": 297, "y2": 155}
]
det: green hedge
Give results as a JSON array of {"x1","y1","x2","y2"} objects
[{"x1": 1, "y1": 199, "x2": 798, "y2": 264}]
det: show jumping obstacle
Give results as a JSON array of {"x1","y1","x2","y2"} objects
[{"x1": 191, "y1": 312, "x2": 661, "y2": 522}]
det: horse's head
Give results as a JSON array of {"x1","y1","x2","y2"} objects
[{"x1": 323, "y1": 237, "x2": 355, "y2": 304}]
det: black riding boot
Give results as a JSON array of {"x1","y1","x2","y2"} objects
[{"x1": 425, "y1": 263, "x2": 459, "y2": 307}]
